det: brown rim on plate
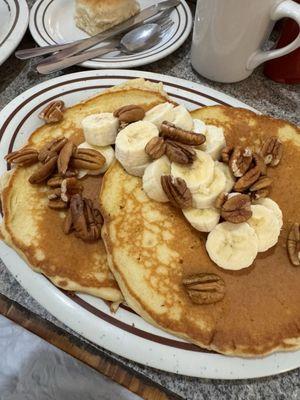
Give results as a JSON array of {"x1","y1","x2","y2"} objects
[{"x1": 0, "y1": 0, "x2": 20, "y2": 47}]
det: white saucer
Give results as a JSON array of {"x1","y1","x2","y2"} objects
[
  {"x1": 0, "y1": 0, "x2": 29, "y2": 65},
  {"x1": 29, "y1": 0, "x2": 192, "y2": 69}
]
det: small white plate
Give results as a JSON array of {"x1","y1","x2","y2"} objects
[
  {"x1": 29, "y1": 0, "x2": 192, "y2": 69},
  {"x1": 0, "y1": 0, "x2": 29, "y2": 66},
  {"x1": 1, "y1": 70, "x2": 299, "y2": 380}
]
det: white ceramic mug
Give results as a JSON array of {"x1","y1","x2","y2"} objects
[{"x1": 191, "y1": 0, "x2": 300, "y2": 82}]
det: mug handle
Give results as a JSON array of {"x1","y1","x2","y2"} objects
[{"x1": 247, "y1": 0, "x2": 300, "y2": 70}]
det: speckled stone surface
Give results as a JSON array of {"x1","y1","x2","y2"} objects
[{"x1": 0, "y1": 1, "x2": 300, "y2": 399}]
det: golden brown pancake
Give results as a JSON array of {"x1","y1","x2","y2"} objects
[
  {"x1": 0, "y1": 79, "x2": 171, "y2": 301},
  {"x1": 100, "y1": 106, "x2": 300, "y2": 356},
  {"x1": 1, "y1": 166, "x2": 122, "y2": 300}
]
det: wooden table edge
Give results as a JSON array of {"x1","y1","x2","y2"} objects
[{"x1": 0, "y1": 293, "x2": 182, "y2": 400}]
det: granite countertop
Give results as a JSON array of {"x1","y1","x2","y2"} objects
[{"x1": 0, "y1": 1, "x2": 300, "y2": 399}]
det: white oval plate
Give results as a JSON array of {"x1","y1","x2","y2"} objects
[
  {"x1": 29, "y1": 0, "x2": 192, "y2": 69},
  {"x1": 0, "y1": 0, "x2": 29, "y2": 65},
  {"x1": 0, "y1": 70, "x2": 299, "y2": 380}
]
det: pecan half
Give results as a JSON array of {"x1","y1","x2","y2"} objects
[
  {"x1": 249, "y1": 176, "x2": 272, "y2": 192},
  {"x1": 38, "y1": 137, "x2": 68, "y2": 163},
  {"x1": 160, "y1": 121, "x2": 206, "y2": 146},
  {"x1": 29, "y1": 154, "x2": 58, "y2": 184},
  {"x1": 145, "y1": 137, "x2": 166, "y2": 159},
  {"x1": 83, "y1": 199, "x2": 103, "y2": 240},
  {"x1": 234, "y1": 166, "x2": 261, "y2": 192},
  {"x1": 221, "y1": 146, "x2": 233, "y2": 163},
  {"x1": 61, "y1": 177, "x2": 83, "y2": 202},
  {"x1": 287, "y1": 223, "x2": 300, "y2": 267},
  {"x1": 165, "y1": 140, "x2": 196, "y2": 164},
  {"x1": 229, "y1": 146, "x2": 252, "y2": 178},
  {"x1": 70, "y1": 194, "x2": 102, "y2": 241},
  {"x1": 5, "y1": 148, "x2": 39, "y2": 167},
  {"x1": 39, "y1": 100, "x2": 65, "y2": 123},
  {"x1": 259, "y1": 137, "x2": 283, "y2": 167},
  {"x1": 183, "y1": 273, "x2": 225, "y2": 305},
  {"x1": 221, "y1": 194, "x2": 252, "y2": 223},
  {"x1": 47, "y1": 175, "x2": 64, "y2": 187},
  {"x1": 161, "y1": 175, "x2": 192, "y2": 208},
  {"x1": 48, "y1": 177, "x2": 82, "y2": 202},
  {"x1": 71, "y1": 148, "x2": 105, "y2": 171},
  {"x1": 252, "y1": 152, "x2": 267, "y2": 175},
  {"x1": 113, "y1": 105, "x2": 145, "y2": 123},
  {"x1": 57, "y1": 140, "x2": 75, "y2": 175}
]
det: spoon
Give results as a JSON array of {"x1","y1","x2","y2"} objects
[{"x1": 36, "y1": 19, "x2": 174, "y2": 75}]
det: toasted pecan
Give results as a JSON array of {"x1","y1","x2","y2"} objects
[
  {"x1": 161, "y1": 175, "x2": 192, "y2": 208},
  {"x1": 221, "y1": 194, "x2": 252, "y2": 223},
  {"x1": 5, "y1": 148, "x2": 39, "y2": 167},
  {"x1": 160, "y1": 121, "x2": 205, "y2": 146},
  {"x1": 39, "y1": 100, "x2": 65, "y2": 123},
  {"x1": 145, "y1": 137, "x2": 166, "y2": 159},
  {"x1": 259, "y1": 137, "x2": 283, "y2": 167},
  {"x1": 183, "y1": 273, "x2": 225, "y2": 305},
  {"x1": 114, "y1": 105, "x2": 145, "y2": 123}
]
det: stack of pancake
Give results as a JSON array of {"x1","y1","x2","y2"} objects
[{"x1": 1, "y1": 79, "x2": 299, "y2": 356}]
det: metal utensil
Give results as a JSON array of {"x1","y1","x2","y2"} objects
[
  {"x1": 16, "y1": 0, "x2": 179, "y2": 60},
  {"x1": 16, "y1": 39, "x2": 86, "y2": 60},
  {"x1": 37, "y1": 19, "x2": 174, "y2": 75}
]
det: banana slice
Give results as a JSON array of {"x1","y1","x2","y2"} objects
[
  {"x1": 172, "y1": 105, "x2": 194, "y2": 130},
  {"x1": 193, "y1": 119, "x2": 207, "y2": 135},
  {"x1": 142, "y1": 156, "x2": 171, "y2": 202},
  {"x1": 77, "y1": 142, "x2": 115, "y2": 178},
  {"x1": 192, "y1": 165, "x2": 226, "y2": 209},
  {"x1": 215, "y1": 161, "x2": 235, "y2": 193},
  {"x1": 200, "y1": 125, "x2": 226, "y2": 160},
  {"x1": 143, "y1": 103, "x2": 175, "y2": 128},
  {"x1": 206, "y1": 222, "x2": 258, "y2": 270},
  {"x1": 81, "y1": 113, "x2": 119, "y2": 146},
  {"x1": 183, "y1": 207, "x2": 220, "y2": 232},
  {"x1": 123, "y1": 162, "x2": 150, "y2": 178},
  {"x1": 253, "y1": 197, "x2": 283, "y2": 228},
  {"x1": 115, "y1": 121, "x2": 159, "y2": 172},
  {"x1": 247, "y1": 205, "x2": 281, "y2": 252},
  {"x1": 171, "y1": 149, "x2": 215, "y2": 193}
]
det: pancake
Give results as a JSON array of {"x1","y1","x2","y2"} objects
[
  {"x1": 1, "y1": 79, "x2": 170, "y2": 301},
  {"x1": 100, "y1": 106, "x2": 300, "y2": 356},
  {"x1": 1, "y1": 166, "x2": 123, "y2": 300}
]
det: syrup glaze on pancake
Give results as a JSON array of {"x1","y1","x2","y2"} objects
[
  {"x1": 100, "y1": 106, "x2": 300, "y2": 356},
  {"x1": 1, "y1": 79, "x2": 171, "y2": 301}
]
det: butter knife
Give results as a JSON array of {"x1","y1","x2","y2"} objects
[{"x1": 19, "y1": 0, "x2": 179, "y2": 62}]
